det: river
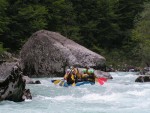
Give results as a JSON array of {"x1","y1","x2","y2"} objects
[{"x1": 0, "y1": 72, "x2": 150, "y2": 113}]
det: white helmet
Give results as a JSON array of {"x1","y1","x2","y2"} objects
[{"x1": 66, "y1": 69, "x2": 71, "y2": 73}]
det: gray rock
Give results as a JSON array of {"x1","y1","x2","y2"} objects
[
  {"x1": 145, "y1": 71, "x2": 150, "y2": 75},
  {"x1": 0, "y1": 52, "x2": 19, "y2": 64},
  {"x1": 22, "y1": 89, "x2": 32, "y2": 100},
  {"x1": 20, "y1": 30, "x2": 105, "y2": 77},
  {"x1": 94, "y1": 70, "x2": 113, "y2": 79},
  {"x1": 0, "y1": 62, "x2": 31, "y2": 102},
  {"x1": 22, "y1": 76, "x2": 34, "y2": 84},
  {"x1": 135, "y1": 75, "x2": 150, "y2": 82},
  {"x1": 22, "y1": 76, "x2": 41, "y2": 84}
]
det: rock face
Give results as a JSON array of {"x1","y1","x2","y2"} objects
[
  {"x1": 0, "y1": 62, "x2": 31, "y2": 102},
  {"x1": 20, "y1": 30, "x2": 105, "y2": 77}
]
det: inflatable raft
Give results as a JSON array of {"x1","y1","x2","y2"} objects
[{"x1": 51, "y1": 79, "x2": 95, "y2": 87}]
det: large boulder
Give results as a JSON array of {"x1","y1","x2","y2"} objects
[
  {"x1": 0, "y1": 62, "x2": 31, "y2": 102},
  {"x1": 20, "y1": 30, "x2": 105, "y2": 77}
]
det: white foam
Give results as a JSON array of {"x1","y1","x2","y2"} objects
[
  {"x1": 110, "y1": 72, "x2": 137, "y2": 78},
  {"x1": 53, "y1": 95, "x2": 74, "y2": 101},
  {"x1": 81, "y1": 93, "x2": 122, "y2": 102},
  {"x1": 134, "y1": 99, "x2": 150, "y2": 109},
  {"x1": 34, "y1": 92, "x2": 123, "y2": 103},
  {"x1": 34, "y1": 95, "x2": 75, "y2": 102},
  {"x1": 34, "y1": 95, "x2": 52, "y2": 100},
  {"x1": 127, "y1": 90, "x2": 146, "y2": 96},
  {"x1": 25, "y1": 99, "x2": 32, "y2": 102}
]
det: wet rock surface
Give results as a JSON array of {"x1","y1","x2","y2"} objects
[
  {"x1": 23, "y1": 76, "x2": 41, "y2": 84},
  {"x1": 0, "y1": 62, "x2": 32, "y2": 102},
  {"x1": 135, "y1": 75, "x2": 150, "y2": 82}
]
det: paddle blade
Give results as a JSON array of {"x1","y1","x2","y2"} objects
[
  {"x1": 98, "y1": 78, "x2": 107, "y2": 85},
  {"x1": 59, "y1": 80, "x2": 65, "y2": 86},
  {"x1": 98, "y1": 79, "x2": 104, "y2": 85},
  {"x1": 53, "y1": 80, "x2": 61, "y2": 85},
  {"x1": 72, "y1": 82, "x2": 76, "y2": 86},
  {"x1": 99, "y1": 77, "x2": 107, "y2": 82}
]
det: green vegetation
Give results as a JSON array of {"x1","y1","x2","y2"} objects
[
  {"x1": 132, "y1": 2, "x2": 150, "y2": 66},
  {"x1": 0, "y1": 0, "x2": 149, "y2": 67},
  {"x1": 0, "y1": 43, "x2": 6, "y2": 54}
]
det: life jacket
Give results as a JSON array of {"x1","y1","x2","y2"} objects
[
  {"x1": 64, "y1": 73, "x2": 75, "y2": 85},
  {"x1": 72, "y1": 68, "x2": 82, "y2": 82}
]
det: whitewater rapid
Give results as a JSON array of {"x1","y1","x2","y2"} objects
[{"x1": 0, "y1": 72, "x2": 150, "y2": 113}]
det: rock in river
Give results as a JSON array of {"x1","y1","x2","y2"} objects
[
  {"x1": 0, "y1": 62, "x2": 32, "y2": 102},
  {"x1": 20, "y1": 30, "x2": 106, "y2": 77}
]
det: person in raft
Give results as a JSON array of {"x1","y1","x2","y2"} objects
[
  {"x1": 64, "y1": 66, "x2": 83, "y2": 85},
  {"x1": 64, "y1": 67, "x2": 75, "y2": 85},
  {"x1": 82, "y1": 66, "x2": 96, "y2": 83},
  {"x1": 71, "y1": 66, "x2": 83, "y2": 83}
]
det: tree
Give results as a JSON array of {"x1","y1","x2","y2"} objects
[
  {"x1": 116, "y1": 0, "x2": 145, "y2": 47},
  {"x1": 0, "y1": 0, "x2": 9, "y2": 52},
  {"x1": 0, "y1": 0, "x2": 9, "y2": 35},
  {"x1": 132, "y1": 2, "x2": 150, "y2": 66},
  {"x1": 95, "y1": 0, "x2": 121, "y2": 49},
  {"x1": 47, "y1": 0, "x2": 80, "y2": 40},
  {"x1": 70, "y1": 0, "x2": 122, "y2": 50},
  {"x1": 2, "y1": 1, "x2": 48, "y2": 51}
]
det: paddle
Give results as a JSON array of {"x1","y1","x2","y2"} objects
[
  {"x1": 51, "y1": 79, "x2": 62, "y2": 85},
  {"x1": 59, "y1": 80, "x2": 65, "y2": 86},
  {"x1": 52, "y1": 79, "x2": 75, "y2": 87},
  {"x1": 97, "y1": 77, "x2": 107, "y2": 85},
  {"x1": 52, "y1": 79, "x2": 67, "y2": 86},
  {"x1": 72, "y1": 82, "x2": 76, "y2": 86}
]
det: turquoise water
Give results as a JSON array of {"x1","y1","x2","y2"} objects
[{"x1": 1, "y1": 72, "x2": 150, "y2": 113}]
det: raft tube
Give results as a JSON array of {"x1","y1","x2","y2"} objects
[
  {"x1": 51, "y1": 79, "x2": 95, "y2": 87},
  {"x1": 62, "y1": 81, "x2": 95, "y2": 87}
]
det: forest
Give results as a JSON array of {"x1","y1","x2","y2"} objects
[{"x1": 0, "y1": 0, "x2": 150, "y2": 68}]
